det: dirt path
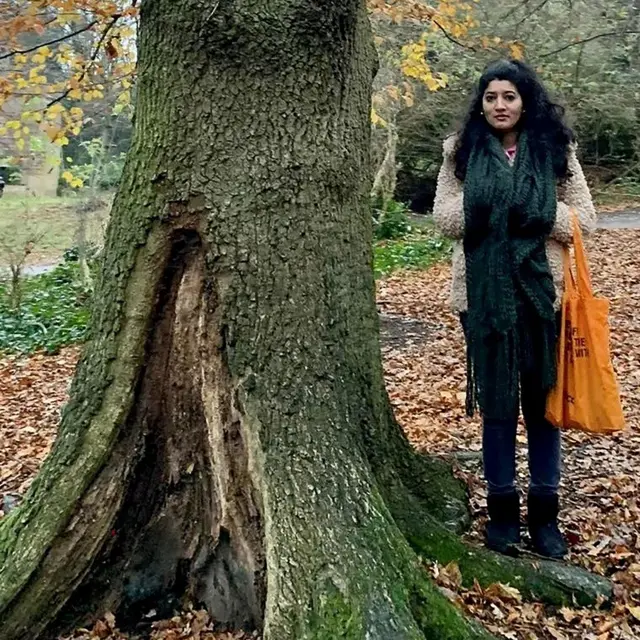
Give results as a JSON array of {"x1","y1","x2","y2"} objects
[{"x1": 598, "y1": 209, "x2": 640, "y2": 229}]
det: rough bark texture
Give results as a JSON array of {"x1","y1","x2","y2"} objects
[{"x1": 0, "y1": 1, "x2": 610, "y2": 639}]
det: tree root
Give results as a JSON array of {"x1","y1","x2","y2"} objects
[{"x1": 386, "y1": 485, "x2": 612, "y2": 607}]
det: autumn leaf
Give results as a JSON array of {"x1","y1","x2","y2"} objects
[
  {"x1": 484, "y1": 583, "x2": 523, "y2": 603},
  {"x1": 628, "y1": 606, "x2": 640, "y2": 622},
  {"x1": 105, "y1": 39, "x2": 119, "y2": 60},
  {"x1": 508, "y1": 41, "x2": 525, "y2": 60},
  {"x1": 0, "y1": 0, "x2": 138, "y2": 153}
]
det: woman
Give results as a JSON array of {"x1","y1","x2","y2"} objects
[{"x1": 433, "y1": 59, "x2": 596, "y2": 558}]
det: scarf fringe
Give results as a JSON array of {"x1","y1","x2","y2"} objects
[{"x1": 465, "y1": 317, "x2": 558, "y2": 420}]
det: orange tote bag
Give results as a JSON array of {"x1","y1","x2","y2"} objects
[{"x1": 545, "y1": 215, "x2": 625, "y2": 434}]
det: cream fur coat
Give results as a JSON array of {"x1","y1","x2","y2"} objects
[{"x1": 432, "y1": 136, "x2": 597, "y2": 312}]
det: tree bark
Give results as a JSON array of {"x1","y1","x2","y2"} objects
[
  {"x1": 371, "y1": 118, "x2": 399, "y2": 204},
  {"x1": 0, "y1": 1, "x2": 610, "y2": 639}
]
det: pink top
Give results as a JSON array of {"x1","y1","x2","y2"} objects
[{"x1": 504, "y1": 144, "x2": 517, "y2": 165}]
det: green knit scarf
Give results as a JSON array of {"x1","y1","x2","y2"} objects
[{"x1": 463, "y1": 132, "x2": 558, "y2": 421}]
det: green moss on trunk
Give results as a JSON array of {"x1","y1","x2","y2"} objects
[{"x1": 385, "y1": 483, "x2": 612, "y2": 607}]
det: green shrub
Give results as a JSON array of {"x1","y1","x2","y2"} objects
[
  {"x1": 374, "y1": 230, "x2": 451, "y2": 278},
  {"x1": 0, "y1": 262, "x2": 92, "y2": 354},
  {"x1": 372, "y1": 200, "x2": 412, "y2": 240}
]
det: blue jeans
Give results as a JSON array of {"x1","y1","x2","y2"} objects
[
  {"x1": 483, "y1": 377, "x2": 562, "y2": 496},
  {"x1": 460, "y1": 314, "x2": 562, "y2": 496}
]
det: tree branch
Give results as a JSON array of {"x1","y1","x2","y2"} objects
[
  {"x1": 516, "y1": 0, "x2": 550, "y2": 27},
  {"x1": 0, "y1": 21, "x2": 99, "y2": 61},
  {"x1": 45, "y1": 15, "x2": 121, "y2": 110},
  {"x1": 540, "y1": 30, "x2": 640, "y2": 58},
  {"x1": 432, "y1": 19, "x2": 477, "y2": 52},
  {"x1": 499, "y1": 0, "x2": 534, "y2": 23}
]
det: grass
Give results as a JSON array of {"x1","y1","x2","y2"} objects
[
  {"x1": 593, "y1": 178, "x2": 640, "y2": 210},
  {"x1": 374, "y1": 222, "x2": 452, "y2": 278},
  {"x1": 0, "y1": 193, "x2": 110, "y2": 265}
]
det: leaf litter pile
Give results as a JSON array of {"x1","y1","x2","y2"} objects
[{"x1": 1, "y1": 227, "x2": 639, "y2": 639}]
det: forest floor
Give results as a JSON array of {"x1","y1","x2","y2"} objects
[
  {"x1": 1, "y1": 224, "x2": 640, "y2": 639},
  {"x1": 378, "y1": 226, "x2": 640, "y2": 640}
]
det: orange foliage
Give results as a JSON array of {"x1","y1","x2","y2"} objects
[
  {"x1": 0, "y1": 0, "x2": 137, "y2": 161},
  {"x1": 368, "y1": 0, "x2": 525, "y2": 127}
]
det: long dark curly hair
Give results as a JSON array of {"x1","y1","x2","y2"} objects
[{"x1": 453, "y1": 59, "x2": 574, "y2": 182}]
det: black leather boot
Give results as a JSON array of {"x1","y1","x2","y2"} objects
[
  {"x1": 486, "y1": 492, "x2": 521, "y2": 555},
  {"x1": 528, "y1": 493, "x2": 568, "y2": 559}
]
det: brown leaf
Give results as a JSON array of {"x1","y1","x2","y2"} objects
[
  {"x1": 440, "y1": 561, "x2": 463, "y2": 588},
  {"x1": 90, "y1": 620, "x2": 110, "y2": 639},
  {"x1": 484, "y1": 582, "x2": 522, "y2": 603},
  {"x1": 104, "y1": 612, "x2": 116, "y2": 630}
]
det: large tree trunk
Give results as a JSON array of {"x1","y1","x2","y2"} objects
[{"x1": 0, "y1": 1, "x2": 610, "y2": 639}]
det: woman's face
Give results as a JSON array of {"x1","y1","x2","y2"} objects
[{"x1": 482, "y1": 80, "x2": 524, "y2": 133}]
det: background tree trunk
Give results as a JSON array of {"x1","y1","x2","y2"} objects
[
  {"x1": 371, "y1": 118, "x2": 399, "y2": 204},
  {"x1": 0, "y1": 1, "x2": 610, "y2": 639}
]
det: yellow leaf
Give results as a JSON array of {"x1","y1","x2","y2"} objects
[
  {"x1": 6, "y1": 120, "x2": 21, "y2": 130},
  {"x1": 47, "y1": 103, "x2": 64, "y2": 117},
  {"x1": 15, "y1": 138, "x2": 25, "y2": 151},
  {"x1": 508, "y1": 42, "x2": 525, "y2": 60},
  {"x1": 426, "y1": 76, "x2": 440, "y2": 91},
  {"x1": 29, "y1": 67, "x2": 44, "y2": 81},
  {"x1": 117, "y1": 90, "x2": 131, "y2": 106},
  {"x1": 45, "y1": 125, "x2": 61, "y2": 142},
  {"x1": 62, "y1": 171, "x2": 74, "y2": 184},
  {"x1": 371, "y1": 108, "x2": 388, "y2": 128}
]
